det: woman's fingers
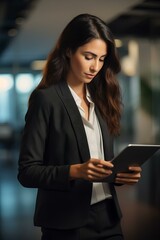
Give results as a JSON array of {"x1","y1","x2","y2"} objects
[
  {"x1": 90, "y1": 159, "x2": 114, "y2": 168},
  {"x1": 81, "y1": 158, "x2": 113, "y2": 181},
  {"x1": 116, "y1": 172, "x2": 141, "y2": 179},
  {"x1": 115, "y1": 177, "x2": 139, "y2": 184},
  {"x1": 115, "y1": 166, "x2": 142, "y2": 185}
]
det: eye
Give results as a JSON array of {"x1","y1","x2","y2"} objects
[
  {"x1": 85, "y1": 55, "x2": 93, "y2": 60},
  {"x1": 99, "y1": 57, "x2": 106, "y2": 62}
]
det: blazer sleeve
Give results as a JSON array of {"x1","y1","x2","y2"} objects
[{"x1": 17, "y1": 90, "x2": 72, "y2": 191}]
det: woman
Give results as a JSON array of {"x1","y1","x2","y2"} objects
[{"x1": 18, "y1": 14, "x2": 141, "y2": 240}]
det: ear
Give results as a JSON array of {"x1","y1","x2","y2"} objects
[{"x1": 66, "y1": 48, "x2": 71, "y2": 58}]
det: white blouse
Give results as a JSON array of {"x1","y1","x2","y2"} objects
[{"x1": 68, "y1": 85, "x2": 112, "y2": 204}]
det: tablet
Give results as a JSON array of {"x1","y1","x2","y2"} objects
[{"x1": 107, "y1": 144, "x2": 160, "y2": 182}]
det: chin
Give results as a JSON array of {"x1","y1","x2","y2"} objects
[{"x1": 84, "y1": 78, "x2": 93, "y2": 83}]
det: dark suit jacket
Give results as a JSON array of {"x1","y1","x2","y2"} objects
[{"x1": 18, "y1": 80, "x2": 122, "y2": 230}]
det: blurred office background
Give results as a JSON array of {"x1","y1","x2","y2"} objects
[{"x1": 0, "y1": 0, "x2": 160, "y2": 239}]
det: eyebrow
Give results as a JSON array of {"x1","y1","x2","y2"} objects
[{"x1": 84, "y1": 51, "x2": 107, "y2": 58}]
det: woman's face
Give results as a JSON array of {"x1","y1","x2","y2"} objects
[{"x1": 66, "y1": 38, "x2": 107, "y2": 86}]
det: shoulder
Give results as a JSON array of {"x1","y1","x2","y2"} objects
[
  {"x1": 26, "y1": 85, "x2": 61, "y2": 121},
  {"x1": 29, "y1": 85, "x2": 60, "y2": 107}
]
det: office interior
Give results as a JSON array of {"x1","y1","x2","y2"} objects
[{"x1": 0, "y1": 0, "x2": 160, "y2": 239}]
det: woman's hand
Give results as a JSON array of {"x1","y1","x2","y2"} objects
[
  {"x1": 115, "y1": 166, "x2": 142, "y2": 185},
  {"x1": 70, "y1": 159, "x2": 113, "y2": 182}
]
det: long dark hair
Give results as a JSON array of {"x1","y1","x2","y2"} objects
[{"x1": 36, "y1": 13, "x2": 122, "y2": 135}]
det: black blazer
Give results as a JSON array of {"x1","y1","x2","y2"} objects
[{"x1": 18, "y1": 80, "x2": 122, "y2": 230}]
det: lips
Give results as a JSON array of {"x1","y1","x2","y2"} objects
[{"x1": 85, "y1": 73, "x2": 95, "y2": 79}]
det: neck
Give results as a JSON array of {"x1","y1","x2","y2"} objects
[{"x1": 67, "y1": 81, "x2": 86, "y2": 99}]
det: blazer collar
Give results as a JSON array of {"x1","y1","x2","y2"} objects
[{"x1": 55, "y1": 81, "x2": 90, "y2": 162}]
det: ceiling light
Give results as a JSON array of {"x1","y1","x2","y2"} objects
[
  {"x1": 16, "y1": 17, "x2": 25, "y2": 25},
  {"x1": 0, "y1": 75, "x2": 14, "y2": 92},
  {"x1": 115, "y1": 39, "x2": 123, "y2": 48},
  {"x1": 15, "y1": 74, "x2": 34, "y2": 93},
  {"x1": 8, "y1": 28, "x2": 18, "y2": 37},
  {"x1": 31, "y1": 60, "x2": 46, "y2": 70}
]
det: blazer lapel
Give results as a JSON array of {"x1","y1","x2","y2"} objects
[{"x1": 55, "y1": 81, "x2": 90, "y2": 162}]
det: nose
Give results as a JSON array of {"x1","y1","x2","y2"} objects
[{"x1": 90, "y1": 60, "x2": 100, "y2": 73}]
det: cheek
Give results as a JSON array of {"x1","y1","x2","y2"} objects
[
  {"x1": 98, "y1": 63, "x2": 104, "y2": 73},
  {"x1": 72, "y1": 58, "x2": 85, "y2": 72}
]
